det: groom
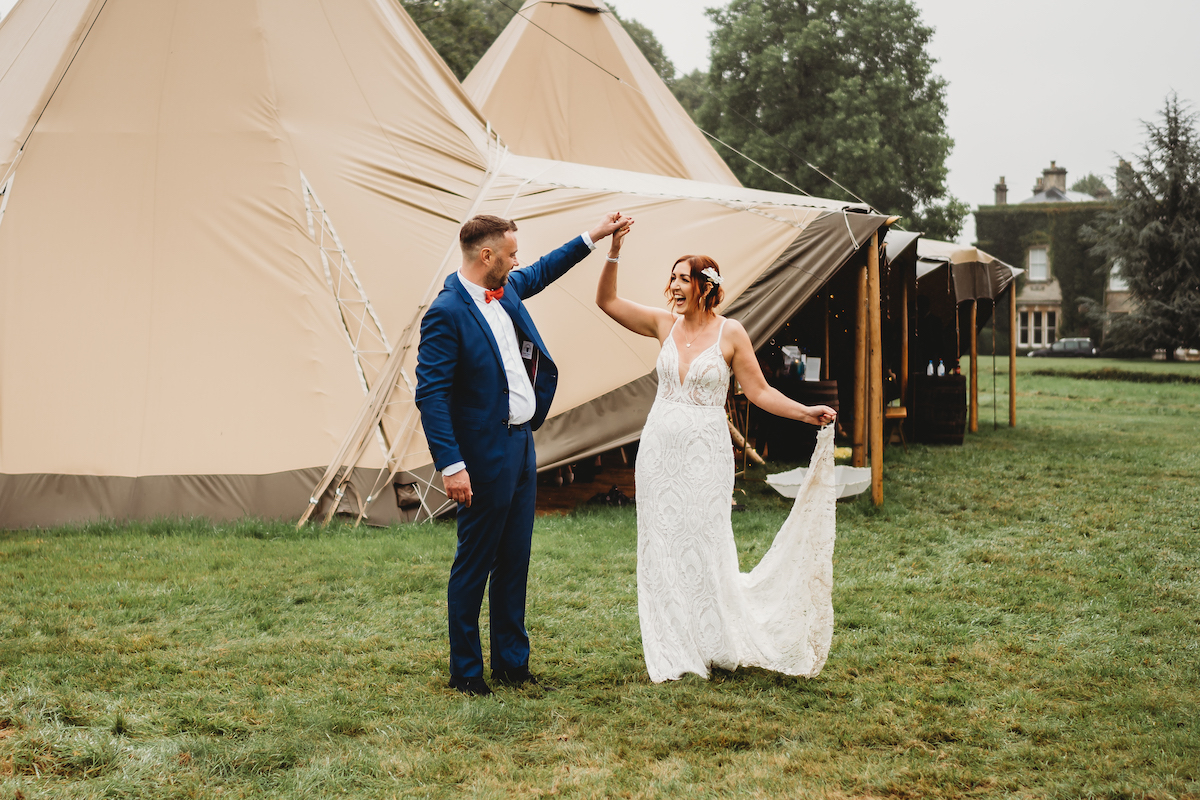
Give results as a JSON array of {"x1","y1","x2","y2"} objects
[{"x1": 415, "y1": 211, "x2": 633, "y2": 696}]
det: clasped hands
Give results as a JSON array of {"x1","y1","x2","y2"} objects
[{"x1": 589, "y1": 210, "x2": 634, "y2": 247}]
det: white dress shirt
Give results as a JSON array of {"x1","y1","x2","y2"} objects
[
  {"x1": 442, "y1": 231, "x2": 595, "y2": 478},
  {"x1": 458, "y1": 269, "x2": 537, "y2": 426}
]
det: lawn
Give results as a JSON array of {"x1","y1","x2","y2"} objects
[{"x1": 1, "y1": 358, "x2": 1197, "y2": 798}]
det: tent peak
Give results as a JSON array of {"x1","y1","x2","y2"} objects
[
  {"x1": 521, "y1": 0, "x2": 609, "y2": 13},
  {"x1": 470, "y1": 0, "x2": 739, "y2": 185}
]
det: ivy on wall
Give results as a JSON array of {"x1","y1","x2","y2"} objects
[{"x1": 975, "y1": 202, "x2": 1112, "y2": 337}]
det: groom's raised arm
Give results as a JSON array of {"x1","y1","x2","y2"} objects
[
  {"x1": 508, "y1": 236, "x2": 593, "y2": 300},
  {"x1": 509, "y1": 212, "x2": 633, "y2": 300}
]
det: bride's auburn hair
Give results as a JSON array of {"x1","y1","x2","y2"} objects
[{"x1": 665, "y1": 255, "x2": 724, "y2": 313}]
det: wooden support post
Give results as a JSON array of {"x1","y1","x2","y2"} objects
[
  {"x1": 969, "y1": 299, "x2": 978, "y2": 433},
  {"x1": 1009, "y1": 286, "x2": 1017, "y2": 427},
  {"x1": 728, "y1": 417, "x2": 765, "y2": 466},
  {"x1": 852, "y1": 260, "x2": 868, "y2": 468},
  {"x1": 868, "y1": 231, "x2": 883, "y2": 506},
  {"x1": 823, "y1": 294, "x2": 831, "y2": 380},
  {"x1": 900, "y1": 270, "x2": 909, "y2": 404}
]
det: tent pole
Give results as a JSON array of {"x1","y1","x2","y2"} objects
[
  {"x1": 953, "y1": 273, "x2": 960, "y2": 363},
  {"x1": 992, "y1": 300, "x2": 998, "y2": 430},
  {"x1": 823, "y1": 294, "x2": 831, "y2": 380},
  {"x1": 868, "y1": 232, "x2": 883, "y2": 506},
  {"x1": 969, "y1": 299, "x2": 978, "y2": 433},
  {"x1": 853, "y1": 259, "x2": 868, "y2": 468},
  {"x1": 1009, "y1": 286, "x2": 1018, "y2": 427},
  {"x1": 900, "y1": 266, "x2": 909, "y2": 405}
]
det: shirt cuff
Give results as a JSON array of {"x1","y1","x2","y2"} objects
[
  {"x1": 581, "y1": 230, "x2": 596, "y2": 250},
  {"x1": 442, "y1": 461, "x2": 466, "y2": 477}
]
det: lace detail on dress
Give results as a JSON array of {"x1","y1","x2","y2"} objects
[
  {"x1": 656, "y1": 317, "x2": 730, "y2": 408},
  {"x1": 635, "y1": 316, "x2": 837, "y2": 683}
]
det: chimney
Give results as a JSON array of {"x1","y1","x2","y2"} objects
[
  {"x1": 1034, "y1": 176, "x2": 1045, "y2": 194},
  {"x1": 994, "y1": 176, "x2": 1008, "y2": 205},
  {"x1": 1043, "y1": 160, "x2": 1067, "y2": 193}
]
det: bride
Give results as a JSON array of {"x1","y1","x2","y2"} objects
[{"x1": 596, "y1": 224, "x2": 840, "y2": 683}]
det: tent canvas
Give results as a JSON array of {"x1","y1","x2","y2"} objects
[
  {"x1": 0, "y1": 0, "x2": 883, "y2": 529},
  {"x1": 465, "y1": 1, "x2": 894, "y2": 469},
  {"x1": 464, "y1": 0, "x2": 740, "y2": 186}
]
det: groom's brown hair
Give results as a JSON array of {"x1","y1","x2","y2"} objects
[{"x1": 460, "y1": 215, "x2": 518, "y2": 258}]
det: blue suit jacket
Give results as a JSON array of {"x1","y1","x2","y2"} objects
[{"x1": 415, "y1": 236, "x2": 592, "y2": 483}]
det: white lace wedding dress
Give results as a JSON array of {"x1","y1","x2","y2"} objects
[{"x1": 635, "y1": 318, "x2": 837, "y2": 683}]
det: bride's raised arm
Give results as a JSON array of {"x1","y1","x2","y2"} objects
[
  {"x1": 726, "y1": 319, "x2": 837, "y2": 427},
  {"x1": 595, "y1": 223, "x2": 673, "y2": 340}
]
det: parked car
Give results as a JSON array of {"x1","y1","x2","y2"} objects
[{"x1": 1027, "y1": 337, "x2": 1098, "y2": 357}]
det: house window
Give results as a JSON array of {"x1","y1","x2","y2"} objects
[
  {"x1": 1109, "y1": 261, "x2": 1129, "y2": 291},
  {"x1": 1028, "y1": 246, "x2": 1049, "y2": 281},
  {"x1": 1019, "y1": 307, "x2": 1059, "y2": 348}
]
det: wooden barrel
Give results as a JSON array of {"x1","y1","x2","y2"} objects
[
  {"x1": 910, "y1": 374, "x2": 966, "y2": 445},
  {"x1": 755, "y1": 378, "x2": 839, "y2": 461}
]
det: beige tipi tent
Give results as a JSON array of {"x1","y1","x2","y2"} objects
[
  {"x1": 0, "y1": 0, "x2": 494, "y2": 527},
  {"x1": 464, "y1": 0, "x2": 740, "y2": 186},
  {"x1": 464, "y1": 0, "x2": 896, "y2": 476},
  {"x1": 0, "y1": 0, "x2": 883, "y2": 528}
]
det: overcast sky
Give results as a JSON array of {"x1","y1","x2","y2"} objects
[
  {"x1": 622, "y1": 0, "x2": 1200, "y2": 244},
  {"x1": 4, "y1": 0, "x2": 1198, "y2": 244}
]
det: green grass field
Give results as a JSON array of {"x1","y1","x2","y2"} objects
[{"x1": 2, "y1": 358, "x2": 1198, "y2": 798}]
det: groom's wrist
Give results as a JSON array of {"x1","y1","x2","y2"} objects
[
  {"x1": 581, "y1": 231, "x2": 596, "y2": 250},
  {"x1": 443, "y1": 461, "x2": 466, "y2": 477}
]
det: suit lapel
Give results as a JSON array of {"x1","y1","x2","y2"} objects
[
  {"x1": 500, "y1": 291, "x2": 548, "y2": 356},
  {"x1": 449, "y1": 273, "x2": 505, "y2": 374}
]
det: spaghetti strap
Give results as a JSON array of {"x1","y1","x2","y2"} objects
[{"x1": 665, "y1": 315, "x2": 681, "y2": 347}]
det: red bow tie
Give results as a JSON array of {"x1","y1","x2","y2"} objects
[{"x1": 484, "y1": 287, "x2": 504, "y2": 304}]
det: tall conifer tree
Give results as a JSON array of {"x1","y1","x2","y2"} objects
[{"x1": 1084, "y1": 95, "x2": 1200, "y2": 356}]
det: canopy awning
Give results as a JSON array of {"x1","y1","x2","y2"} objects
[{"x1": 915, "y1": 240, "x2": 1021, "y2": 301}]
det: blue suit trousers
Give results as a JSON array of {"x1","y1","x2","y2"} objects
[{"x1": 446, "y1": 424, "x2": 537, "y2": 678}]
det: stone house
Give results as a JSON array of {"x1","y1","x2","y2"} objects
[{"x1": 975, "y1": 162, "x2": 1114, "y2": 350}]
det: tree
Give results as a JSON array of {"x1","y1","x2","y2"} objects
[
  {"x1": 671, "y1": 69, "x2": 708, "y2": 121},
  {"x1": 1070, "y1": 173, "x2": 1112, "y2": 199},
  {"x1": 699, "y1": 0, "x2": 965, "y2": 240},
  {"x1": 608, "y1": 5, "x2": 675, "y2": 84},
  {"x1": 400, "y1": 0, "x2": 675, "y2": 87},
  {"x1": 399, "y1": 0, "x2": 515, "y2": 80},
  {"x1": 1083, "y1": 94, "x2": 1200, "y2": 356}
]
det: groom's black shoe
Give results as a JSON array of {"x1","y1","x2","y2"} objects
[
  {"x1": 448, "y1": 675, "x2": 493, "y2": 697},
  {"x1": 491, "y1": 666, "x2": 543, "y2": 688}
]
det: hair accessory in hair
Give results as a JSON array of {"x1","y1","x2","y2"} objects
[{"x1": 701, "y1": 267, "x2": 723, "y2": 286}]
